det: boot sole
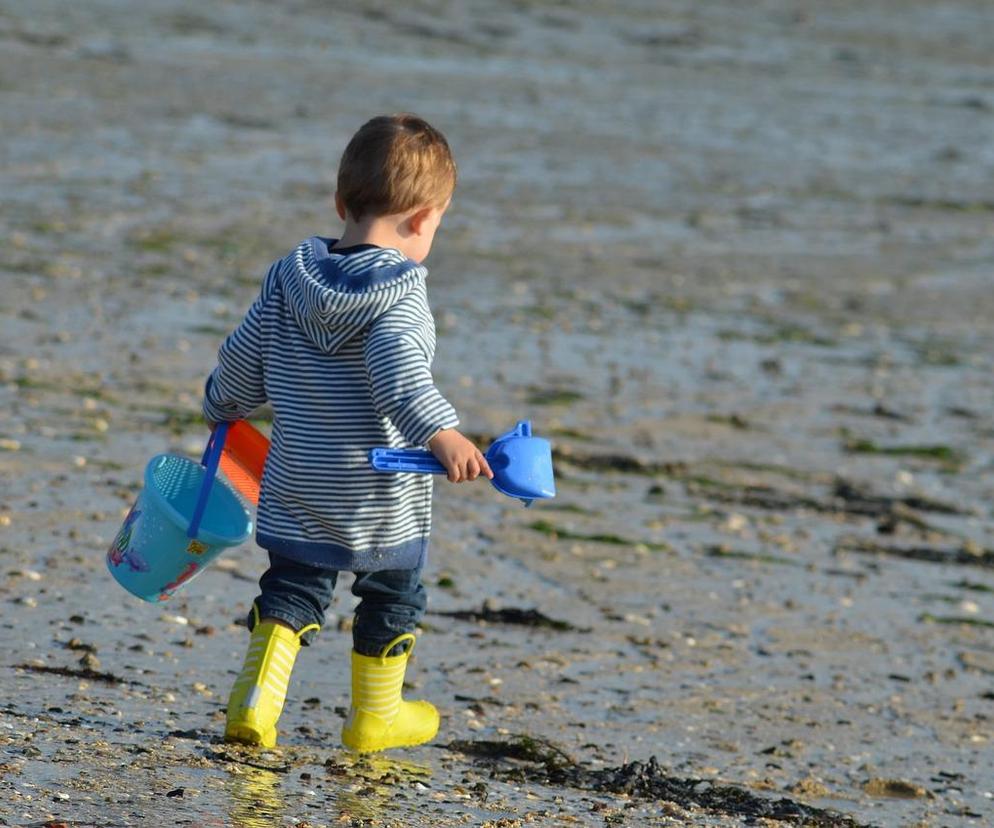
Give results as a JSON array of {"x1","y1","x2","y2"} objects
[
  {"x1": 225, "y1": 723, "x2": 276, "y2": 748},
  {"x1": 342, "y1": 726, "x2": 439, "y2": 754}
]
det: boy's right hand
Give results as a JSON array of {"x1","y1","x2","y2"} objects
[{"x1": 428, "y1": 429, "x2": 494, "y2": 483}]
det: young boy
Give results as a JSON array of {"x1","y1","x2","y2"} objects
[{"x1": 202, "y1": 114, "x2": 492, "y2": 753}]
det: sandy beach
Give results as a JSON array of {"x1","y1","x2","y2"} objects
[{"x1": 1, "y1": 1, "x2": 992, "y2": 825}]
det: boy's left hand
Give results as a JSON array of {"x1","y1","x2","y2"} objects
[{"x1": 428, "y1": 429, "x2": 494, "y2": 483}]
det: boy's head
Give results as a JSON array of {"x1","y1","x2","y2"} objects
[{"x1": 336, "y1": 114, "x2": 456, "y2": 223}]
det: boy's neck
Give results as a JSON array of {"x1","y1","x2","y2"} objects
[{"x1": 335, "y1": 216, "x2": 405, "y2": 254}]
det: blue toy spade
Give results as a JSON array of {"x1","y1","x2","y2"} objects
[{"x1": 369, "y1": 420, "x2": 556, "y2": 506}]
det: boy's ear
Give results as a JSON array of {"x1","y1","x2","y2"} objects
[
  {"x1": 334, "y1": 192, "x2": 347, "y2": 222},
  {"x1": 408, "y1": 206, "x2": 434, "y2": 236}
]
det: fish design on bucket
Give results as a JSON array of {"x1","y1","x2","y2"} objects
[{"x1": 107, "y1": 507, "x2": 151, "y2": 572}]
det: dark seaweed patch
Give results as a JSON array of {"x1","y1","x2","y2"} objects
[
  {"x1": 448, "y1": 734, "x2": 574, "y2": 767},
  {"x1": 919, "y1": 613, "x2": 994, "y2": 628},
  {"x1": 159, "y1": 406, "x2": 204, "y2": 435},
  {"x1": 541, "y1": 502, "x2": 599, "y2": 515},
  {"x1": 686, "y1": 476, "x2": 967, "y2": 528},
  {"x1": 445, "y1": 736, "x2": 867, "y2": 827},
  {"x1": 552, "y1": 446, "x2": 687, "y2": 476},
  {"x1": 707, "y1": 413, "x2": 751, "y2": 430},
  {"x1": 831, "y1": 402, "x2": 911, "y2": 422},
  {"x1": 206, "y1": 747, "x2": 291, "y2": 774},
  {"x1": 526, "y1": 387, "x2": 585, "y2": 405},
  {"x1": 528, "y1": 519, "x2": 671, "y2": 552},
  {"x1": 14, "y1": 663, "x2": 134, "y2": 685},
  {"x1": 432, "y1": 603, "x2": 582, "y2": 632},
  {"x1": 843, "y1": 438, "x2": 964, "y2": 468},
  {"x1": 951, "y1": 580, "x2": 994, "y2": 593},
  {"x1": 547, "y1": 427, "x2": 595, "y2": 441},
  {"x1": 554, "y1": 443, "x2": 967, "y2": 523},
  {"x1": 831, "y1": 480, "x2": 967, "y2": 517},
  {"x1": 187, "y1": 323, "x2": 231, "y2": 338},
  {"x1": 835, "y1": 537, "x2": 994, "y2": 569},
  {"x1": 686, "y1": 478, "x2": 825, "y2": 513},
  {"x1": 706, "y1": 545, "x2": 802, "y2": 567},
  {"x1": 882, "y1": 195, "x2": 994, "y2": 213}
]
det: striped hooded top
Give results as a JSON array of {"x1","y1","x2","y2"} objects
[{"x1": 202, "y1": 237, "x2": 459, "y2": 571}]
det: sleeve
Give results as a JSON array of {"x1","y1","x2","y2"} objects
[
  {"x1": 202, "y1": 266, "x2": 275, "y2": 424},
  {"x1": 363, "y1": 297, "x2": 459, "y2": 447}
]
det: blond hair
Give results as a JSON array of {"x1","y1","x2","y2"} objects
[{"x1": 337, "y1": 114, "x2": 456, "y2": 221}]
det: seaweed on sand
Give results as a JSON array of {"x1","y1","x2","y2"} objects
[
  {"x1": 832, "y1": 480, "x2": 967, "y2": 516},
  {"x1": 14, "y1": 662, "x2": 134, "y2": 685},
  {"x1": 431, "y1": 602, "x2": 583, "y2": 632},
  {"x1": 448, "y1": 734, "x2": 575, "y2": 768},
  {"x1": 835, "y1": 537, "x2": 994, "y2": 569},
  {"x1": 445, "y1": 736, "x2": 868, "y2": 827},
  {"x1": 706, "y1": 545, "x2": 802, "y2": 567},
  {"x1": 527, "y1": 387, "x2": 585, "y2": 406},
  {"x1": 843, "y1": 438, "x2": 965, "y2": 468},
  {"x1": 687, "y1": 476, "x2": 966, "y2": 520},
  {"x1": 552, "y1": 445, "x2": 686, "y2": 476},
  {"x1": 919, "y1": 613, "x2": 994, "y2": 628},
  {"x1": 551, "y1": 441, "x2": 967, "y2": 523},
  {"x1": 528, "y1": 519, "x2": 671, "y2": 552}
]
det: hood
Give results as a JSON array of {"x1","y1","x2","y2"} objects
[{"x1": 281, "y1": 237, "x2": 423, "y2": 354}]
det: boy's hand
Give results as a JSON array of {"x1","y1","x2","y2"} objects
[{"x1": 428, "y1": 429, "x2": 494, "y2": 483}]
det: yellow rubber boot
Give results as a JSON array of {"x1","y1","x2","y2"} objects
[
  {"x1": 224, "y1": 608, "x2": 319, "y2": 748},
  {"x1": 341, "y1": 633, "x2": 439, "y2": 753}
]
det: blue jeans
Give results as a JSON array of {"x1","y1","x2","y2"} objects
[{"x1": 249, "y1": 551, "x2": 427, "y2": 656}]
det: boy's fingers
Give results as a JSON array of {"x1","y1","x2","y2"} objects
[
  {"x1": 477, "y1": 451, "x2": 494, "y2": 479},
  {"x1": 467, "y1": 456, "x2": 480, "y2": 481}
]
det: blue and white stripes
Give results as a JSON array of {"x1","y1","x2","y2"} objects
[{"x1": 203, "y1": 237, "x2": 459, "y2": 571}]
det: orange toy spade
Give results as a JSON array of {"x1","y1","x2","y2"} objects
[{"x1": 218, "y1": 420, "x2": 271, "y2": 505}]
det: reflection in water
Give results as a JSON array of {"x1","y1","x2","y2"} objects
[
  {"x1": 329, "y1": 754, "x2": 432, "y2": 822},
  {"x1": 226, "y1": 765, "x2": 287, "y2": 828},
  {"x1": 223, "y1": 752, "x2": 432, "y2": 826}
]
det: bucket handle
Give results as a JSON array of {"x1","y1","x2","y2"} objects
[{"x1": 188, "y1": 421, "x2": 230, "y2": 539}]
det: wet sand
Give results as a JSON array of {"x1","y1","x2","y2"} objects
[{"x1": 1, "y1": 1, "x2": 993, "y2": 825}]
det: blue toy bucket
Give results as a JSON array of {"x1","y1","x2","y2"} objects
[{"x1": 107, "y1": 423, "x2": 253, "y2": 602}]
